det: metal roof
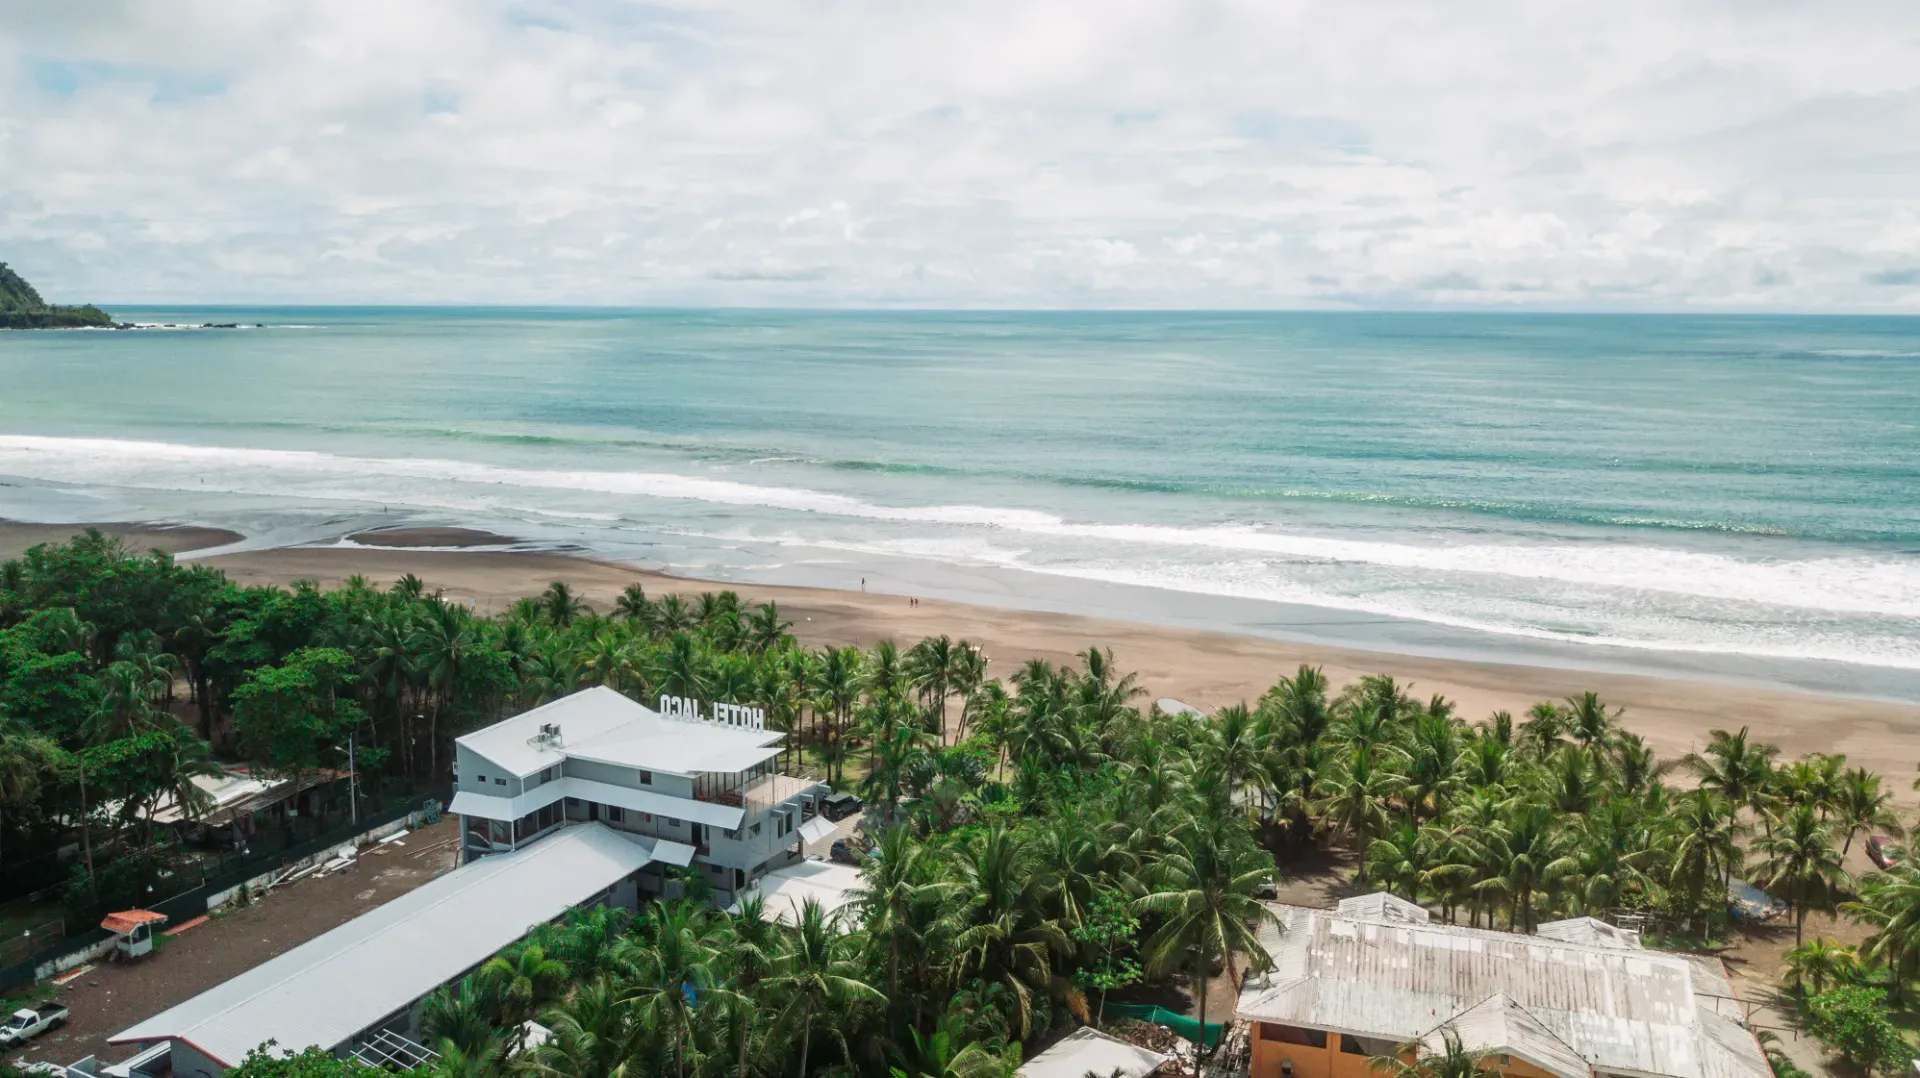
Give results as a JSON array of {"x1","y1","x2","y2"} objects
[
  {"x1": 456, "y1": 687, "x2": 781, "y2": 779},
  {"x1": 729, "y1": 859, "x2": 864, "y2": 926},
  {"x1": 112, "y1": 824, "x2": 657, "y2": 1067},
  {"x1": 1237, "y1": 896, "x2": 1769, "y2": 1078},
  {"x1": 447, "y1": 775, "x2": 745, "y2": 829},
  {"x1": 1535, "y1": 916, "x2": 1643, "y2": 949},
  {"x1": 1423, "y1": 993, "x2": 1589, "y2": 1078},
  {"x1": 1018, "y1": 1028, "x2": 1168, "y2": 1078}
]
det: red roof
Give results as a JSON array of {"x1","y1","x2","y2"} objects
[{"x1": 101, "y1": 909, "x2": 169, "y2": 934}]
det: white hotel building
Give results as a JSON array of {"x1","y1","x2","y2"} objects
[{"x1": 448, "y1": 686, "x2": 836, "y2": 901}]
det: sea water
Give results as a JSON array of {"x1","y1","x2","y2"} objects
[{"x1": 0, "y1": 308, "x2": 1915, "y2": 700}]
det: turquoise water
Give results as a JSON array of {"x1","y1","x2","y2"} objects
[{"x1": 1, "y1": 309, "x2": 1917, "y2": 696}]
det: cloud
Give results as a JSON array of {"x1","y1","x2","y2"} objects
[{"x1": 3, "y1": 0, "x2": 1919, "y2": 309}]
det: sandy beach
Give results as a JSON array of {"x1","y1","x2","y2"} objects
[{"x1": 10, "y1": 520, "x2": 1918, "y2": 787}]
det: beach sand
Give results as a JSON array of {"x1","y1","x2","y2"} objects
[{"x1": 14, "y1": 522, "x2": 1920, "y2": 790}]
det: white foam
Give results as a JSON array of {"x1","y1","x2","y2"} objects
[{"x1": 1, "y1": 434, "x2": 1916, "y2": 630}]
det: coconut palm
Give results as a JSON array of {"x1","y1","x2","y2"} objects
[
  {"x1": 1783, "y1": 938, "x2": 1859, "y2": 996},
  {"x1": 766, "y1": 898, "x2": 883, "y2": 1078},
  {"x1": 1832, "y1": 766, "x2": 1904, "y2": 855},
  {"x1": 1371, "y1": 1027, "x2": 1491, "y2": 1078},
  {"x1": 614, "y1": 903, "x2": 720, "y2": 1078},
  {"x1": 1463, "y1": 804, "x2": 1578, "y2": 932},
  {"x1": 1136, "y1": 813, "x2": 1279, "y2": 1071},
  {"x1": 1754, "y1": 804, "x2": 1852, "y2": 943}
]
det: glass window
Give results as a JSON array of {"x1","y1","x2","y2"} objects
[
  {"x1": 639, "y1": 770, "x2": 652, "y2": 785},
  {"x1": 494, "y1": 777, "x2": 507, "y2": 786},
  {"x1": 607, "y1": 806, "x2": 624, "y2": 822}
]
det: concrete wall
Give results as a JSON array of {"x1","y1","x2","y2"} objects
[
  {"x1": 1248, "y1": 1024, "x2": 1577, "y2": 1078},
  {"x1": 563, "y1": 758, "x2": 694, "y2": 799},
  {"x1": 168, "y1": 1039, "x2": 225, "y2": 1078}
]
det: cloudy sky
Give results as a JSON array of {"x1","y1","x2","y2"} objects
[{"x1": 4, "y1": 0, "x2": 1919, "y2": 308}]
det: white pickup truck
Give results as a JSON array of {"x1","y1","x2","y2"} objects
[{"x1": 0, "y1": 1002, "x2": 69, "y2": 1045}]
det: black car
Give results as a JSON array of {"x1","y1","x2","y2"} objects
[{"x1": 821, "y1": 792, "x2": 864, "y2": 821}]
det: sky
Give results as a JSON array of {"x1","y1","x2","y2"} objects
[{"x1": 3, "y1": 0, "x2": 1920, "y2": 309}]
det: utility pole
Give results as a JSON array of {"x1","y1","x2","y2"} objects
[
  {"x1": 348, "y1": 731, "x2": 360, "y2": 828},
  {"x1": 76, "y1": 754, "x2": 96, "y2": 901}
]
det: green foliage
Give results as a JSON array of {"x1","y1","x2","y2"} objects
[
  {"x1": 1803, "y1": 985, "x2": 1912, "y2": 1074},
  {"x1": 1070, "y1": 890, "x2": 1142, "y2": 1023},
  {"x1": 0, "y1": 262, "x2": 113, "y2": 328},
  {"x1": 227, "y1": 1043, "x2": 380, "y2": 1078},
  {"x1": 232, "y1": 647, "x2": 367, "y2": 779}
]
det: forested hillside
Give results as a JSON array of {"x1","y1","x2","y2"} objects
[{"x1": 0, "y1": 262, "x2": 113, "y2": 328}]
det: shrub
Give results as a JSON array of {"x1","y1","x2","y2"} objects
[{"x1": 1803, "y1": 985, "x2": 1912, "y2": 1075}]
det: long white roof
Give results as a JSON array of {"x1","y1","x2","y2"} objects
[
  {"x1": 457, "y1": 687, "x2": 782, "y2": 778},
  {"x1": 448, "y1": 774, "x2": 746, "y2": 829},
  {"x1": 113, "y1": 824, "x2": 659, "y2": 1067},
  {"x1": 1019, "y1": 1028, "x2": 1168, "y2": 1078},
  {"x1": 730, "y1": 859, "x2": 864, "y2": 926},
  {"x1": 1238, "y1": 896, "x2": 1768, "y2": 1078}
]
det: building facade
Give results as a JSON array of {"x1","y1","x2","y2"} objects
[
  {"x1": 448, "y1": 687, "x2": 832, "y2": 903},
  {"x1": 1237, "y1": 893, "x2": 1770, "y2": 1078}
]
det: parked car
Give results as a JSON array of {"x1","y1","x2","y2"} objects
[
  {"x1": 1867, "y1": 835, "x2": 1903, "y2": 870},
  {"x1": 829, "y1": 838, "x2": 858, "y2": 864},
  {"x1": 0, "y1": 1003, "x2": 69, "y2": 1046},
  {"x1": 821, "y1": 792, "x2": 864, "y2": 821}
]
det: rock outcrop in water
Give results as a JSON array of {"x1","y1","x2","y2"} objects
[{"x1": 0, "y1": 262, "x2": 115, "y2": 329}]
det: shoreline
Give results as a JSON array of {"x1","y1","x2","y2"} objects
[{"x1": 8, "y1": 520, "x2": 1920, "y2": 787}]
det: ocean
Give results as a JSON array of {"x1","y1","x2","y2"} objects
[{"x1": 1, "y1": 308, "x2": 1916, "y2": 701}]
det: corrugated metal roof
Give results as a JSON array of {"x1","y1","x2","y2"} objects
[
  {"x1": 1019, "y1": 1028, "x2": 1168, "y2": 1078},
  {"x1": 111, "y1": 824, "x2": 655, "y2": 1067},
  {"x1": 1237, "y1": 897, "x2": 1769, "y2": 1078},
  {"x1": 457, "y1": 687, "x2": 782, "y2": 779},
  {"x1": 1425, "y1": 993, "x2": 1589, "y2": 1078},
  {"x1": 1336, "y1": 893, "x2": 1430, "y2": 924},
  {"x1": 448, "y1": 776, "x2": 744, "y2": 829},
  {"x1": 1536, "y1": 917, "x2": 1642, "y2": 949}
]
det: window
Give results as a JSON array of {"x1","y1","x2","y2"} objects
[
  {"x1": 1259, "y1": 1024, "x2": 1326, "y2": 1049},
  {"x1": 477, "y1": 774, "x2": 487, "y2": 783},
  {"x1": 642, "y1": 813, "x2": 654, "y2": 822},
  {"x1": 638, "y1": 770, "x2": 652, "y2": 785},
  {"x1": 749, "y1": 822, "x2": 762, "y2": 837},
  {"x1": 566, "y1": 797, "x2": 580, "y2": 806},
  {"x1": 607, "y1": 806, "x2": 624, "y2": 822},
  {"x1": 1337, "y1": 1036, "x2": 1367, "y2": 1056},
  {"x1": 494, "y1": 777, "x2": 507, "y2": 786}
]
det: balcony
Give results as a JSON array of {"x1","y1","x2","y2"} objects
[{"x1": 697, "y1": 772, "x2": 822, "y2": 815}]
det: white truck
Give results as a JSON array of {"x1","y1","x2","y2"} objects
[{"x1": 0, "y1": 1002, "x2": 69, "y2": 1045}]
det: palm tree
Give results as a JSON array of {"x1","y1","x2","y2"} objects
[
  {"x1": 1754, "y1": 804, "x2": 1851, "y2": 943},
  {"x1": 1136, "y1": 813, "x2": 1279, "y2": 1072},
  {"x1": 614, "y1": 902, "x2": 719, "y2": 1078},
  {"x1": 1310, "y1": 746, "x2": 1405, "y2": 874},
  {"x1": 720, "y1": 897, "x2": 783, "y2": 1078},
  {"x1": 1847, "y1": 863, "x2": 1920, "y2": 1003},
  {"x1": 747, "y1": 603, "x2": 792, "y2": 654},
  {"x1": 1832, "y1": 767, "x2": 1904, "y2": 855},
  {"x1": 1464, "y1": 804, "x2": 1577, "y2": 932},
  {"x1": 477, "y1": 944, "x2": 568, "y2": 1050},
  {"x1": 1561, "y1": 691, "x2": 1618, "y2": 752},
  {"x1": 1665, "y1": 789, "x2": 1744, "y2": 937},
  {"x1": 766, "y1": 898, "x2": 883, "y2": 1078},
  {"x1": 1686, "y1": 727, "x2": 1778, "y2": 831},
  {"x1": 541, "y1": 581, "x2": 585, "y2": 626},
  {"x1": 1783, "y1": 937, "x2": 1859, "y2": 996},
  {"x1": 1371, "y1": 1027, "x2": 1490, "y2": 1078},
  {"x1": 614, "y1": 584, "x2": 654, "y2": 625},
  {"x1": 946, "y1": 825, "x2": 1076, "y2": 1038}
]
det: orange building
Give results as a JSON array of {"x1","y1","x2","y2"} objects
[{"x1": 1235, "y1": 894, "x2": 1768, "y2": 1078}]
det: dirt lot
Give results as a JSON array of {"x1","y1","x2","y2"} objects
[{"x1": 11, "y1": 819, "x2": 460, "y2": 1069}]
